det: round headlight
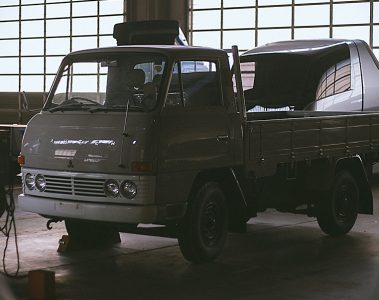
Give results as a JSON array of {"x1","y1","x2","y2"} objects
[
  {"x1": 35, "y1": 174, "x2": 46, "y2": 192},
  {"x1": 25, "y1": 173, "x2": 35, "y2": 190},
  {"x1": 121, "y1": 180, "x2": 137, "y2": 199},
  {"x1": 104, "y1": 179, "x2": 120, "y2": 197}
]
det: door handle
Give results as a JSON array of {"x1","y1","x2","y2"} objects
[{"x1": 217, "y1": 135, "x2": 229, "y2": 142}]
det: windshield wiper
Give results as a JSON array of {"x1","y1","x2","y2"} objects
[
  {"x1": 89, "y1": 105, "x2": 144, "y2": 113},
  {"x1": 48, "y1": 97, "x2": 102, "y2": 112},
  {"x1": 48, "y1": 102, "x2": 92, "y2": 112}
]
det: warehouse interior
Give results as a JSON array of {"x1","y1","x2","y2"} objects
[{"x1": 1, "y1": 0, "x2": 379, "y2": 299}]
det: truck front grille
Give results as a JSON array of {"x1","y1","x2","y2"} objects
[{"x1": 44, "y1": 175, "x2": 106, "y2": 197}]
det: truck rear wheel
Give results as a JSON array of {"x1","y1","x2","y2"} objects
[
  {"x1": 316, "y1": 171, "x2": 359, "y2": 236},
  {"x1": 65, "y1": 219, "x2": 120, "y2": 245},
  {"x1": 178, "y1": 182, "x2": 228, "y2": 264}
]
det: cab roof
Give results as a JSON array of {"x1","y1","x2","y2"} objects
[{"x1": 66, "y1": 45, "x2": 227, "y2": 60}]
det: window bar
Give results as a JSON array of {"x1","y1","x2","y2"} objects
[
  {"x1": 329, "y1": 0, "x2": 333, "y2": 38},
  {"x1": 43, "y1": 0, "x2": 47, "y2": 96},
  {"x1": 369, "y1": 0, "x2": 374, "y2": 49},
  {"x1": 18, "y1": 0, "x2": 22, "y2": 123},
  {"x1": 291, "y1": 0, "x2": 295, "y2": 40},
  {"x1": 255, "y1": 0, "x2": 258, "y2": 47},
  {"x1": 220, "y1": 0, "x2": 224, "y2": 49}
]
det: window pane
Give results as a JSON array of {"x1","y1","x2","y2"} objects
[
  {"x1": 100, "y1": 35, "x2": 115, "y2": 47},
  {"x1": 21, "y1": 75, "x2": 44, "y2": 92},
  {"x1": 72, "y1": 17, "x2": 98, "y2": 35},
  {"x1": 295, "y1": 0, "x2": 329, "y2": 3},
  {"x1": 73, "y1": 62, "x2": 98, "y2": 74},
  {"x1": 223, "y1": 8, "x2": 255, "y2": 29},
  {"x1": 0, "y1": 76, "x2": 19, "y2": 92},
  {"x1": 0, "y1": 6, "x2": 19, "y2": 21},
  {"x1": 0, "y1": 40, "x2": 19, "y2": 56},
  {"x1": 0, "y1": 22, "x2": 19, "y2": 39},
  {"x1": 21, "y1": 20, "x2": 44, "y2": 38},
  {"x1": 192, "y1": 31, "x2": 220, "y2": 48},
  {"x1": 193, "y1": 10, "x2": 221, "y2": 30},
  {"x1": 100, "y1": 0, "x2": 124, "y2": 15},
  {"x1": 46, "y1": 3, "x2": 70, "y2": 18},
  {"x1": 374, "y1": 50, "x2": 379, "y2": 61},
  {"x1": 0, "y1": 58, "x2": 19, "y2": 74},
  {"x1": 22, "y1": 39, "x2": 44, "y2": 55},
  {"x1": 73, "y1": 1, "x2": 98, "y2": 16},
  {"x1": 258, "y1": 7, "x2": 292, "y2": 27},
  {"x1": 295, "y1": 5, "x2": 329, "y2": 26},
  {"x1": 223, "y1": 0, "x2": 253, "y2": 8},
  {"x1": 22, "y1": 0, "x2": 43, "y2": 4},
  {"x1": 374, "y1": 26, "x2": 379, "y2": 46},
  {"x1": 193, "y1": 0, "x2": 220, "y2": 9},
  {"x1": 258, "y1": 29, "x2": 291, "y2": 46},
  {"x1": 223, "y1": 30, "x2": 254, "y2": 50},
  {"x1": 333, "y1": 26, "x2": 369, "y2": 44},
  {"x1": 72, "y1": 75, "x2": 97, "y2": 92},
  {"x1": 100, "y1": 15, "x2": 123, "y2": 34},
  {"x1": 22, "y1": 57, "x2": 44, "y2": 74},
  {"x1": 46, "y1": 19, "x2": 70, "y2": 37},
  {"x1": 46, "y1": 57, "x2": 63, "y2": 74},
  {"x1": 260, "y1": 0, "x2": 291, "y2": 5},
  {"x1": 333, "y1": 3, "x2": 370, "y2": 25},
  {"x1": 294, "y1": 27, "x2": 329, "y2": 39},
  {"x1": 46, "y1": 38, "x2": 70, "y2": 55},
  {"x1": 72, "y1": 36, "x2": 97, "y2": 51},
  {"x1": 22, "y1": 4, "x2": 44, "y2": 19},
  {"x1": 375, "y1": 3, "x2": 379, "y2": 23}
]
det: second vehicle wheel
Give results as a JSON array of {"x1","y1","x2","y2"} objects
[
  {"x1": 316, "y1": 170, "x2": 359, "y2": 236},
  {"x1": 65, "y1": 219, "x2": 120, "y2": 245},
  {"x1": 178, "y1": 182, "x2": 228, "y2": 264}
]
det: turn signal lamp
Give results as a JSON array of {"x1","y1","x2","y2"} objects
[
  {"x1": 131, "y1": 161, "x2": 153, "y2": 172},
  {"x1": 18, "y1": 155, "x2": 25, "y2": 166}
]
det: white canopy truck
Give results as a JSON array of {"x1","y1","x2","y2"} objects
[{"x1": 18, "y1": 22, "x2": 379, "y2": 263}]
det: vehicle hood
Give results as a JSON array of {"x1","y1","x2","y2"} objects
[{"x1": 21, "y1": 112, "x2": 157, "y2": 174}]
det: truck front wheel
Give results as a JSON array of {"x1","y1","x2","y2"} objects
[
  {"x1": 178, "y1": 182, "x2": 228, "y2": 264},
  {"x1": 316, "y1": 171, "x2": 359, "y2": 236}
]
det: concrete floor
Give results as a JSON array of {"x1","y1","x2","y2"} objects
[{"x1": 2, "y1": 179, "x2": 379, "y2": 300}]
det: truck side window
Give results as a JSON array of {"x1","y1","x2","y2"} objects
[
  {"x1": 166, "y1": 60, "x2": 222, "y2": 107},
  {"x1": 315, "y1": 59, "x2": 351, "y2": 100}
]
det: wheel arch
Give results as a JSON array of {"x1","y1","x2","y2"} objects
[
  {"x1": 188, "y1": 168, "x2": 249, "y2": 231},
  {"x1": 335, "y1": 156, "x2": 373, "y2": 215}
]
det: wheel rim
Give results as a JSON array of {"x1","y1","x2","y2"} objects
[
  {"x1": 334, "y1": 181, "x2": 356, "y2": 225},
  {"x1": 200, "y1": 199, "x2": 223, "y2": 247}
]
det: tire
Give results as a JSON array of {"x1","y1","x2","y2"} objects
[
  {"x1": 65, "y1": 219, "x2": 120, "y2": 245},
  {"x1": 316, "y1": 171, "x2": 359, "y2": 236},
  {"x1": 178, "y1": 182, "x2": 228, "y2": 264}
]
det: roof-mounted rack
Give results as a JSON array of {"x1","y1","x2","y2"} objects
[{"x1": 113, "y1": 20, "x2": 188, "y2": 46}]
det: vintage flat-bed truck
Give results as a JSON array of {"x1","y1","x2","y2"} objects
[{"x1": 18, "y1": 21, "x2": 379, "y2": 263}]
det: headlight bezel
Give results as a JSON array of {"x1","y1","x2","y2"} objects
[
  {"x1": 104, "y1": 179, "x2": 120, "y2": 198},
  {"x1": 25, "y1": 173, "x2": 36, "y2": 190},
  {"x1": 35, "y1": 174, "x2": 46, "y2": 192},
  {"x1": 120, "y1": 180, "x2": 138, "y2": 199}
]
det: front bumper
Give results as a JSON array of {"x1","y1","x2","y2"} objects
[{"x1": 18, "y1": 194, "x2": 186, "y2": 224}]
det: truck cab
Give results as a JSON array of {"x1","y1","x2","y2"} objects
[{"x1": 18, "y1": 44, "x2": 240, "y2": 229}]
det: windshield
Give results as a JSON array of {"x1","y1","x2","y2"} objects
[{"x1": 45, "y1": 53, "x2": 166, "y2": 112}]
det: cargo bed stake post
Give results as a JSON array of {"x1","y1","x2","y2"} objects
[{"x1": 232, "y1": 45, "x2": 247, "y2": 122}]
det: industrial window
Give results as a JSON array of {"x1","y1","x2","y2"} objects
[
  {"x1": 189, "y1": 0, "x2": 378, "y2": 59},
  {"x1": 166, "y1": 60, "x2": 222, "y2": 107},
  {"x1": 0, "y1": 0, "x2": 125, "y2": 93}
]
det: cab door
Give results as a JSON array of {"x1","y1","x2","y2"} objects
[{"x1": 158, "y1": 59, "x2": 234, "y2": 173}]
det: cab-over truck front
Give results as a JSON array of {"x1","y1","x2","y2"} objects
[{"x1": 18, "y1": 22, "x2": 378, "y2": 263}]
